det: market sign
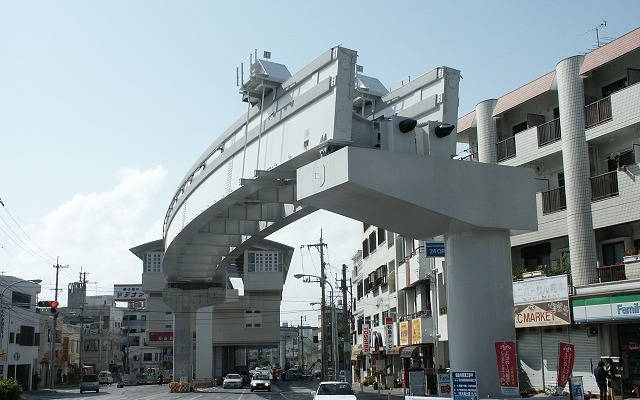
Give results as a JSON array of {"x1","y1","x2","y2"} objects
[
  {"x1": 572, "y1": 292, "x2": 640, "y2": 323},
  {"x1": 513, "y1": 275, "x2": 570, "y2": 327}
]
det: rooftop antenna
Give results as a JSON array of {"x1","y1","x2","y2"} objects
[{"x1": 579, "y1": 21, "x2": 607, "y2": 48}]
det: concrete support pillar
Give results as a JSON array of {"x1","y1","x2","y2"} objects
[
  {"x1": 163, "y1": 287, "x2": 226, "y2": 387},
  {"x1": 475, "y1": 99, "x2": 498, "y2": 164},
  {"x1": 446, "y1": 229, "x2": 515, "y2": 398},
  {"x1": 556, "y1": 55, "x2": 598, "y2": 286}
]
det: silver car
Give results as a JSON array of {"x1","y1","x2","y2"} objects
[{"x1": 223, "y1": 373, "x2": 243, "y2": 389}]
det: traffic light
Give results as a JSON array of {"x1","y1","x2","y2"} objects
[{"x1": 37, "y1": 300, "x2": 59, "y2": 314}]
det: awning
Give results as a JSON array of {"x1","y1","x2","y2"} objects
[
  {"x1": 400, "y1": 345, "x2": 421, "y2": 358},
  {"x1": 350, "y1": 344, "x2": 363, "y2": 360}
]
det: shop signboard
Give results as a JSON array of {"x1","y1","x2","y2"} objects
[
  {"x1": 426, "y1": 242, "x2": 445, "y2": 257},
  {"x1": 513, "y1": 275, "x2": 570, "y2": 327},
  {"x1": 385, "y1": 322, "x2": 394, "y2": 352},
  {"x1": 572, "y1": 292, "x2": 640, "y2": 323},
  {"x1": 399, "y1": 321, "x2": 410, "y2": 346},
  {"x1": 411, "y1": 317, "x2": 422, "y2": 343},
  {"x1": 113, "y1": 284, "x2": 148, "y2": 301},
  {"x1": 437, "y1": 372, "x2": 451, "y2": 396},
  {"x1": 363, "y1": 325, "x2": 370, "y2": 354}
]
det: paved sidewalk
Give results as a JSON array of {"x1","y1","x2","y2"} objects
[{"x1": 352, "y1": 383, "x2": 407, "y2": 400}]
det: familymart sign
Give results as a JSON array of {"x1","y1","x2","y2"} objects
[{"x1": 572, "y1": 293, "x2": 640, "y2": 323}]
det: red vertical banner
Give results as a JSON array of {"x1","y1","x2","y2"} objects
[
  {"x1": 557, "y1": 342, "x2": 575, "y2": 389},
  {"x1": 495, "y1": 341, "x2": 519, "y2": 395}
]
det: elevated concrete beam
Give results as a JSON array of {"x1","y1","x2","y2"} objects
[{"x1": 297, "y1": 146, "x2": 537, "y2": 238}]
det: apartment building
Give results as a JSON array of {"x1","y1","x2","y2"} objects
[
  {"x1": 456, "y1": 26, "x2": 640, "y2": 395},
  {"x1": 351, "y1": 26, "x2": 640, "y2": 396}
]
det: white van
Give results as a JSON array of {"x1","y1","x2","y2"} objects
[{"x1": 98, "y1": 371, "x2": 113, "y2": 385}]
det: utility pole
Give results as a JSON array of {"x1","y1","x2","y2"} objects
[
  {"x1": 305, "y1": 231, "x2": 328, "y2": 381},
  {"x1": 78, "y1": 271, "x2": 88, "y2": 382},
  {"x1": 299, "y1": 315, "x2": 305, "y2": 370},
  {"x1": 49, "y1": 257, "x2": 67, "y2": 389},
  {"x1": 341, "y1": 263, "x2": 350, "y2": 380}
]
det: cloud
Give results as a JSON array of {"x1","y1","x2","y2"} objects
[{"x1": 19, "y1": 165, "x2": 168, "y2": 301}]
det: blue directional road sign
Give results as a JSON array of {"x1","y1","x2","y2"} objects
[{"x1": 425, "y1": 242, "x2": 445, "y2": 257}]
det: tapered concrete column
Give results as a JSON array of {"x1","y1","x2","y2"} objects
[
  {"x1": 446, "y1": 229, "x2": 515, "y2": 398},
  {"x1": 163, "y1": 287, "x2": 226, "y2": 387},
  {"x1": 476, "y1": 99, "x2": 498, "y2": 164},
  {"x1": 556, "y1": 55, "x2": 598, "y2": 286}
]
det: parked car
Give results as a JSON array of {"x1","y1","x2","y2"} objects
[
  {"x1": 250, "y1": 374, "x2": 271, "y2": 392},
  {"x1": 80, "y1": 374, "x2": 99, "y2": 393},
  {"x1": 312, "y1": 381, "x2": 356, "y2": 400},
  {"x1": 223, "y1": 373, "x2": 243, "y2": 389},
  {"x1": 98, "y1": 371, "x2": 113, "y2": 385}
]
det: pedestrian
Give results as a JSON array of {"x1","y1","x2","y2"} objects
[{"x1": 594, "y1": 361, "x2": 609, "y2": 400}]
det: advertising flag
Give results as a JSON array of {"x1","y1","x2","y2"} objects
[
  {"x1": 557, "y1": 342, "x2": 575, "y2": 389},
  {"x1": 495, "y1": 341, "x2": 519, "y2": 395}
]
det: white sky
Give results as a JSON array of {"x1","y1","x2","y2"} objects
[{"x1": 0, "y1": 1, "x2": 637, "y2": 325}]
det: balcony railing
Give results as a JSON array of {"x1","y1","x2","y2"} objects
[
  {"x1": 399, "y1": 246, "x2": 424, "y2": 266},
  {"x1": 537, "y1": 118, "x2": 561, "y2": 147},
  {"x1": 541, "y1": 186, "x2": 566, "y2": 214},
  {"x1": 585, "y1": 96, "x2": 612, "y2": 128},
  {"x1": 590, "y1": 171, "x2": 619, "y2": 201},
  {"x1": 597, "y1": 264, "x2": 626, "y2": 283},
  {"x1": 497, "y1": 136, "x2": 516, "y2": 162},
  {"x1": 398, "y1": 309, "x2": 432, "y2": 321}
]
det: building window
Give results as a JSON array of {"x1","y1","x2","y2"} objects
[
  {"x1": 144, "y1": 251, "x2": 163, "y2": 273},
  {"x1": 521, "y1": 243, "x2": 551, "y2": 269},
  {"x1": 143, "y1": 353, "x2": 152, "y2": 361},
  {"x1": 377, "y1": 228, "x2": 385, "y2": 245},
  {"x1": 362, "y1": 239, "x2": 369, "y2": 258},
  {"x1": 369, "y1": 231, "x2": 377, "y2": 253},
  {"x1": 602, "y1": 241, "x2": 625, "y2": 266},
  {"x1": 245, "y1": 310, "x2": 262, "y2": 328},
  {"x1": 11, "y1": 292, "x2": 31, "y2": 309},
  {"x1": 247, "y1": 251, "x2": 282, "y2": 272}
]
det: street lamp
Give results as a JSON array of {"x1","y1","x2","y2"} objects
[
  {"x1": 0, "y1": 278, "x2": 42, "y2": 374},
  {"x1": 294, "y1": 273, "x2": 335, "y2": 381}
]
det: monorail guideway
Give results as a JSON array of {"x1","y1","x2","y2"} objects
[{"x1": 162, "y1": 46, "x2": 537, "y2": 397}]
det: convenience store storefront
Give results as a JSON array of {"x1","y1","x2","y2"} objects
[{"x1": 572, "y1": 292, "x2": 640, "y2": 396}]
